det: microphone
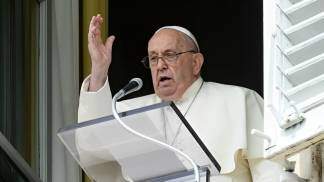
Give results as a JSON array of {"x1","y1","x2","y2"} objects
[{"x1": 116, "y1": 78, "x2": 143, "y2": 100}]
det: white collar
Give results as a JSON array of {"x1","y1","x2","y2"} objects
[{"x1": 175, "y1": 77, "x2": 203, "y2": 104}]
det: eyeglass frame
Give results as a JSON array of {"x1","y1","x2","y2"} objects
[{"x1": 141, "y1": 50, "x2": 197, "y2": 69}]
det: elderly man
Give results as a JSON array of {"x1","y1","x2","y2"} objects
[{"x1": 78, "y1": 14, "x2": 302, "y2": 182}]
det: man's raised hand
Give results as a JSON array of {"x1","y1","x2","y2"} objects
[{"x1": 88, "y1": 14, "x2": 115, "y2": 91}]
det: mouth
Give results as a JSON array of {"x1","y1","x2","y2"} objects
[{"x1": 158, "y1": 76, "x2": 172, "y2": 86}]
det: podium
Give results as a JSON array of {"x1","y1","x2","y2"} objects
[{"x1": 57, "y1": 102, "x2": 220, "y2": 181}]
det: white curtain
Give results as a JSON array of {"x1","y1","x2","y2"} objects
[{"x1": 51, "y1": 0, "x2": 81, "y2": 181}]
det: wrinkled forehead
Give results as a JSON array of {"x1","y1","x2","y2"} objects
[{"x1": 148, "y1": 29, "x2": 187, "y2": 53}]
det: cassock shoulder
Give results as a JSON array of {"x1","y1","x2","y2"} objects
[{"x1": 203, "y1": 82, "x2": 263, "y2": 101}]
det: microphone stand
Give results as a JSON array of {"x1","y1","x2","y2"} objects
[{"x1": 111, "y1": 88, "x2": 200, "y2": 182}]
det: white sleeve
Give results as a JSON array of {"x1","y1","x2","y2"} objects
[{"x1": 78, "y1": 75, "x2": 113, "y2": 122}]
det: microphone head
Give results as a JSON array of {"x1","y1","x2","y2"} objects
[
  {"x1": 130, "y1": 78, "x2": 143, "y2": 91},
  {"x1": 116, "y1": 77, "x2": 144, "y2": 100}
]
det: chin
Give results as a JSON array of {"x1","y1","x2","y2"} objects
[
  {"x1": 156, "y1": 91, "x2": 180, "y2": 101},
  {"x1": 158, "y1": 95, "x2": 177, "y2": 101}
]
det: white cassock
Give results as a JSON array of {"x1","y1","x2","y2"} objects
[{"x1": 78, "y1": 76, "x2": 298, "y2": 182}]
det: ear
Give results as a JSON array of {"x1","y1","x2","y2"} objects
[{"x1": 192, "y1": 53, "x2": 204, "y2": 76}]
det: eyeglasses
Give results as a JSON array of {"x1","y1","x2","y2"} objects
[{"x1": 141, "y1": 50, "x2": 197, "y2": 69}]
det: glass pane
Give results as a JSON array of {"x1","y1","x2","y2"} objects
[
  {"x1": 0, "y1": 0, "x2": 39, "y2": 176},
  {"x1": 58, "y1": 102, "x2": 220, "y2": 181}
]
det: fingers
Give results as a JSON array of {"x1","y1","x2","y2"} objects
[{"x1": 88, "y1": 14, "x2": 103, "y2": 42}]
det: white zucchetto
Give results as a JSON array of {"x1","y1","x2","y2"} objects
[{"x1": 155, "y1": 26, "x2": 200, "y2": 52}]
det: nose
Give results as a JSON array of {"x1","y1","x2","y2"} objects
[{"x1": 156, "y1": 57, "x2": 168, "y2": 70}]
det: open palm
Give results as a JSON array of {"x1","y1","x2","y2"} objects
[{"x1": 88, "y1": 14, "x2": 115, "y2": 91}]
